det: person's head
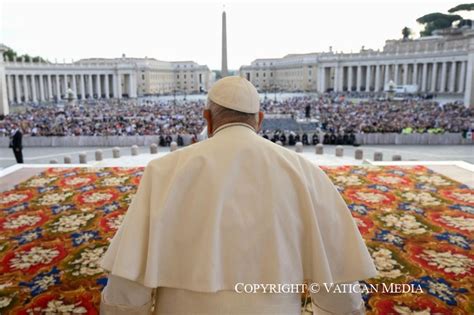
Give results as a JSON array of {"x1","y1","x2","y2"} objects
[{"x1": 203, "y1": 76, "x2": 264, "y2": 137}]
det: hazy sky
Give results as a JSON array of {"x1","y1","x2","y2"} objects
[{"x1": 1, "y1": 0, "x2": 472, "y2": 70}]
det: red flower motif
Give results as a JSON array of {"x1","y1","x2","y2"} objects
[
  {"x1": 345, "y1": 188, "x2": 397, "y2": 206},
  {"x1": 407, "y1": 244, "x2": 474, "y2": 280},
  {"x1": 0, "y1": 189, "x2": 35, "y2": 209},
  {"x1": 0, "y1": 242, "x2": 68, "y2": 274},
  {"x1": 0, "y1": 210, "x2": 49, "y2": 234},
  {"x1": 373, "y1": 295, "x2": 452, "y2": 315},
  {"x1": 76, "y1": 189, "x2": 119, "y2": 206},
  {"x1": 99, "y1": 210, "x2": 126, "y2": 233},
  {"x1": 58, "y1": 174, "x2": 97, "y2": 188},
  {"x1": 439, "y1": 188, "x2": 474, "y2": 206},
  {"x1": 351, "y1": 213, "x2": 374, "y2": 235},
  {"x1": 16, "y1": 292, "x2": 98, "y2": 315},
  {"x1": 367, "y1": 173, "x2": 412, "y2": 187}
]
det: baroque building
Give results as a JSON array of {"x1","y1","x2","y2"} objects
[{"x1": 240, "y1": 27, "x2": 474, "y2": 107}]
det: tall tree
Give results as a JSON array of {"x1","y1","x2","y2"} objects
[
  {"x1": 402, "y1": 26, "x2": 412, "y2": 40},
  {"x1": 448, "y1": 3, "x2": 474, "y2": 28},
  {"x1": 416, "y1": 12, "x2": 462, "y2": 36}
]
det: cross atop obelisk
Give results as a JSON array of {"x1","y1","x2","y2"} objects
[{"x1": 221, "y1": 8, "x2": 228, "y2": 77}]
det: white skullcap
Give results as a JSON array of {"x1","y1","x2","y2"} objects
[{"x1": 208, "y1": 76, "x2": 260, "y2": 114}]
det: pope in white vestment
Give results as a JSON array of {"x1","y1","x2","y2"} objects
[{"x1": 100, "y1": 76, "x2": 377, "y2": 314}]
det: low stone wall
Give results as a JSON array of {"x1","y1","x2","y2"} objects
[
  {"x1": 0, "y1": 133, "x2": 470, "y2": 147},
  {"x1": 355, "y1": 133, "x2": 471, "y2": 145}
]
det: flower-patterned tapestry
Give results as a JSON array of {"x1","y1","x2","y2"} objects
[{"x1": 0, "y1": 166, "x2": 473, "y2": 314}]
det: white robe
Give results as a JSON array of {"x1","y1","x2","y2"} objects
[{"x1": 100, "y1": 124, "x2": 377, "y2": 314}]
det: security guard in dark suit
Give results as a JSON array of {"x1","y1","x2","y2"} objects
[{"x1": 9, "y1": 125, "x2": 23, "y2": 163}]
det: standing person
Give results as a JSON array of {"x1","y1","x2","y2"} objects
[
  {"x1": 100, "y1": 76, "x2": 376, "y2": 314},
  {"x1": 9, "y1": 124, "x2": 23, "y2": 164}
]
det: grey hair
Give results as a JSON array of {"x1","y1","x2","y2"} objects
[{"x1": 206, "y1": 99, "x2": 259, "y2": 128}]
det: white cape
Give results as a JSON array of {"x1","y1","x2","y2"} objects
[{"x1": 101, "y1": 125, "x2": 376, "y2": 291}]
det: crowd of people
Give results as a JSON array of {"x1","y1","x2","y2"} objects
[{"x1": 0, "y1": 97, "x2": 472, "y2": 140}]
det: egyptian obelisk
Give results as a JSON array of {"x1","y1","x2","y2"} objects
[{"x1": 221, "y1": 10, "x2": 228, "y2": 77}]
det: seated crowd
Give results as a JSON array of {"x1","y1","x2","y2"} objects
[{"x1": 0, "y1": 97, "x2": 471, "y2": 140}]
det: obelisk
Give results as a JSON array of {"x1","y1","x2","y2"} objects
[{"x1": 221, "y1": 10, "x2": 228, "y2": 77}]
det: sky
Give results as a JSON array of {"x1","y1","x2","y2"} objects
[{"x1": 1, "y1": 0, "x2": 472, "y2": 70}]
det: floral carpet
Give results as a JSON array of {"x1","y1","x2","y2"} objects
[{"x1": 0, "y1": 166, "x2": 472, "y2": 314}]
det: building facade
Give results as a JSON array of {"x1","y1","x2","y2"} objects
[
  {"x1": 240, "y1": 28, "x2": 474, "y2": 107},
  {"x1": 0, "y1": 48, "x2": 213, "y2": 115}
]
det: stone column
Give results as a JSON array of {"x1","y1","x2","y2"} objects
[
  {"x1": 431, "y1": 63, "x2": 438, "y2": 92},
  {"x1": 23, "y1": 75, "x2": 29, "y2": 101},
  {"x1": 356, "y1": 65, "x2": 361, "y2": 92},
  {"x1": 384, "y1": 64, "x2": 389, "y2": 88},
  {"x1": 56, "y1": 75, "x2": 61, "y2": 100},
  {"x1": 105, "y1": 74, "x2": 110, "y2": 98},
  {"x1": 62, "y1": 75, "x2": 68, "y2": 96},
  {"x1": 15, "y1": 75, "x2": 21, "y2": 102},
  {"x1": 334, "y1": 67, "x2": 340, "y2": 92},
  {"x1": 375, "y1": 65, "x2": 381, "y2": 91},
  {"x1": 112, "y1": 75, "x2": 118, "y2": 98},
  {"x1": 72, "y1": 74, "x2": 77, "y2": 96},
  {"x1": 394, "y1": 64, "x2": 399, "y2": 84},
  {"x1": 117, "y1": 73, "x2": 122, "y2": 98},
  {"x1": 412, "y1": 63, "x2": 418, "y2": 88},
  {"x1": 365, "y1": 65, "x2": 371, "y2": 91},
  {"x1": 0, "y1": 51, "x2": 8, "y2": 114},
  {"x1": 31, "y1": 75, "x2": 37, "y2": 102},
  {"x1": 80, "y1": 74, "x2": 85, "y2": 99},
  {"x1": 449, "y1": 61, "x2": 456, "y2": 93},
  {"x1": 440, "y1": 62, "x2": 447, "y2": 92},
  {"x1": 88, "y1": 74, "x2": 93, "y2": 98},
  {"x1": 464, "y1": 51, "x2": 474, "y2": 107},
  {"x1": 96, "y1": 74, "x2": 101, "y2": 98},
  {"x1": 128, "y1": 73, "x2": 133, "y2": 98},
  {"x1": 458, "y1": 61, "x2": 466, "y2": 93},
  {"x1": 7, "y1": 75, "x2": 13, "y2": 102},
  {"x1": 402, "y1": 64, "x2": 408, "y2": 85},
  {"x1": 319, "y1": 67, "x2": 326, "y2": 93},
  {"x1": 47, "y1": 75, "x2": 52, "y2": 100},
  {"x1": 347, "y1": 66, "x2": 353, "y2": 91},
  {"x1": 421, "y1": 63, "x2": 427, "y2": 92},
  {"x1": 39, "y1": 75, "x2": 45, "y2": 101}
]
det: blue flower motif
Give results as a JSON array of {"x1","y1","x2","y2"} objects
[
  {"x1": 19, "y1": 267, "x2": 61, "y2": 296},
  {"x1": 415, "y1": 184, "x2": 437, "y2": 192},
  {"x1": 348, "y1": 204, "x2": 369, "y2": 215},
  {"x1": 97, "y1": 277, "x2": 108, "y2": 289},
  {"x1": 368, "y1": 184, "x2": 390, "y2": 192},
  {"x1": 399, "y1": 203, "x2": 425, "y2": 215},
  {"x1": 97, "y1": 172, "x2": 112, "y2": 177},
  {"x1": 435, "y1": 232, "x2": 471, "y2": 250},
  {"x1": 99, "y1": 202, "x2": 121, "y2": 214},
  {"x1": 71, "y1": 230, "x2": 101, "y2": 246},
  {"x1": 351, "y1": 169, "x2": 367, "y2": 176},
  {"x1": 12, "y1": 227, "x2": 42, "y2": 245},
  {"x1": 63, "y1": 171, "x2": 77, "y2": 177},
  {"x1": 118, "y1": 185, "x2": 135, "y2": 193},
  {"x1": 79, "y1": 185, "x2": 95, "y2": 192},
  {"x1": 388, "y1": 170, "x2": 405, "y2": 176},
  {"x1": 449, "y1": 204, "x2": 474, "y2": 215},
  {"x1": 51, "y1": 204, "x2": 75, "y2": 215},
  {"x1": 373, "y1": 229, "x2": 405, "y2": 247},
  {"x1": 410, "y1": 276, "x2": 467, "y2": 306},
  {"x1": 4, "y1": 202, "x2": 28, "y2": 214},
  {"x1": 38, "y1": 186, "x2": 57, "y2": 194}
]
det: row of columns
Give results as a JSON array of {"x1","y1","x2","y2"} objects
[
  {"x1": 319, "y1": 60, "x2": 467, "y2": 94},
  {"x1": 4, "y1": 72, "x2": 137, "y2": 103}
]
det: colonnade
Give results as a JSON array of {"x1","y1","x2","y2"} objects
[
  {"x1": 319, "y1": 60, "x2": 467, "y2": 93},
  {"x1": 4, "y1": 72, "x2": 137, "y2": 103}
]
